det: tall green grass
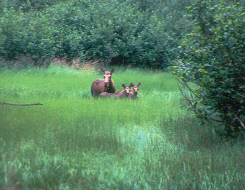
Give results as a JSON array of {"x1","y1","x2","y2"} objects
[{"x1": 0, "y1": 65, "x2": 244, "y2": 189}]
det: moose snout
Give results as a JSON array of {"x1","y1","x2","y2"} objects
[{"x1": 104, "y1": 82, "x2": 110, "y2": 88}]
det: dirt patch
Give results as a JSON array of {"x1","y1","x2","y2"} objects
[{"x1": 0, "y1": 56, "x2": 106, "y2": 70}]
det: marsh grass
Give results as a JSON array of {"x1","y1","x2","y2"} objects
[{"x1": 0, "y1": 65, "x2": 245, "y2": 189}]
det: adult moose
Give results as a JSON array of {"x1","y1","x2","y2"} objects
[{"x1": 91, "y1": 67, "x2": 116, "y2": 97}]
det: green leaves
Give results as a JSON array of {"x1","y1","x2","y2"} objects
[
  {"x1": 0, "y1": 0, "x2": 197, "y2": 69},
  {"x1": 175, "y1": 0, "x2": 245, "y2": 137}
]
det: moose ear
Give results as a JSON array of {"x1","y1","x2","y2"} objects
[
  {"x1": 100, "y1": 67, "x2": 105, "y2": 73},
  {"x1": 129, "y1": 82, "x2": 134, "y2": 88},
  {"x1": 137, "y1": 82, "x2": 141, "y2": 87},
  {"x1": 122, "y1": 84, "x2": 126, "y2": 89},
  {"x1": 110, "y1": 67, "x2": 115, "y2": 74}
]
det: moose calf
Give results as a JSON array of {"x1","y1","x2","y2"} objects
[
  {"x1": 128, "y1": 82, "x2": 141, "y2": 99},
  {"x1": 99, "y1": 84, "x2": 132, "y2": 99}
]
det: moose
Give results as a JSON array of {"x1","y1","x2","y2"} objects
[
  {"x1": 128, "y1": 82, "x2": 141, "y2": 99},
  {"x1": 99, "y1": 83, "x2": 133, "y2": 99},
  {"x1": 91, "y1": 67, "x2": 116, "y2": 97}
]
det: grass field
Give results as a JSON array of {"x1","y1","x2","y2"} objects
[{"x1": 0, "y1": 65, "x2": 245, "y2": 189}]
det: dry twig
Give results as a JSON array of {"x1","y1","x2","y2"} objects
[
  {"x1": 0, "y1": 102, "x2": 43, "y2": 106},
  {"x1": 234, "y1": 113, "x2": 245, "y2": 131}
]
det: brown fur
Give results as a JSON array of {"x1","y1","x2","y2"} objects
[
  {"x1": 99, "y1": 92, "x2": 119, "y2": 99},
  {"x1": 91, "y1": 67, "x2": 116, "y2": 97},
  {"x1": 128, "y1": 82, "x2": 141, "y2": 99},
  {"x1": 99, "y1": 84, "x2": 132, "y2": 99}
]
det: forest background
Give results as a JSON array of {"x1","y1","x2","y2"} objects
[{"x1": 0, "y1": 0, "x2": 195, "y2": 69}]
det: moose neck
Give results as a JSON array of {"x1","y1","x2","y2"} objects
[
  {"x1": 123, "y1": 91, "x2": 129, "y2": 97},
  {"x1": 133, "y1": 91, "x2": 138, "y2": 97},
  {"x1": 106, "y1": 79, "x2": 115, "y2": 93}
]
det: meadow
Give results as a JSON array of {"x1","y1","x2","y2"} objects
[{"x1": 0, "y1": 65, "x2": 245, "y2": 190}]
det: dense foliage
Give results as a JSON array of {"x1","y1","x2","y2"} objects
[
  {"x1": 170, "y1": 0, "x2": 245, "y2": 137},
  {"x1": 0, "y1": 0, "x2": 194, "y2": 69}
]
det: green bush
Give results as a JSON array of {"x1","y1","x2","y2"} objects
[
  {"x1": 0, "y1": 0, "x2": 195, "y2": 69},
  {"x1": 170, "y1": 0, "x2": 245, "y2": 137},
  {"x1": 0, "y1": 0, "x2": 64, "y2": 12},
  {"x1": 0, "y1": 7, "x2": 26, "y2": 59}
]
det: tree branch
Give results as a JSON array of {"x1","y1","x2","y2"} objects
[
  {"x1": 234, "y1": 113, "x2": 245, "y2": 131},
  {"x1": 0, "y1": 102, "x2": 43, "y2": 106},
  {"x1": 178, "y1": 83, "x2": 222, "y2": 123},
  {"x1": 177, "y1": 78, "x2": 201, "y2": 99}
]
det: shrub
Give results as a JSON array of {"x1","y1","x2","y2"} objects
[
  {"x1": 0, "y1": 7, "x2": 26, "y2": 59},
  {"x1": 0, "y1": 0, "x2": 195, "y2": 69},
  {"x1": 170, "y1": 0, "x2": 245, "y2": 137}
]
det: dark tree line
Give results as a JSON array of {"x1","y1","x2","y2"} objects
[{"x1": 0, "y1": 0, "x2": 195, "y2": 69}]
